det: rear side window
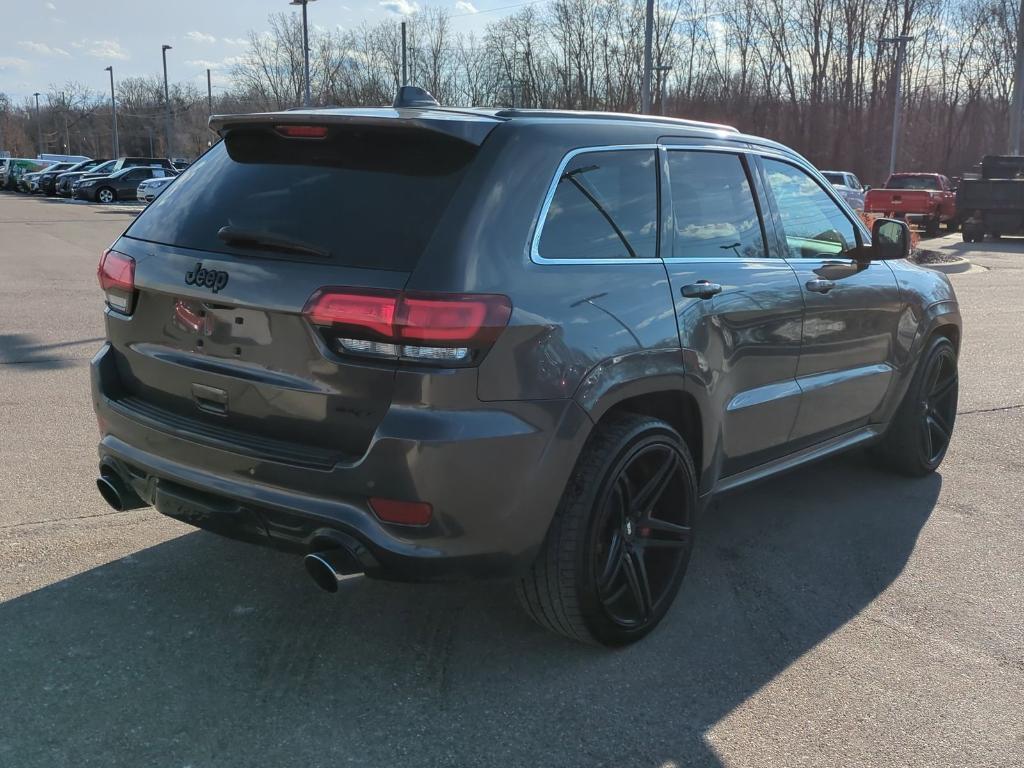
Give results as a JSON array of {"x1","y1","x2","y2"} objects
[
  {"x1": 667, "y1": 151, "x2": 766, "y2": 259},
  {"x1": 126, "y1": 127, "x2": 477, "y2": 270},
  {"x1": 537, "y1": 149, "x2": 658, "y2": 260}
]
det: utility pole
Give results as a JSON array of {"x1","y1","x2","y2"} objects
[
  {"x1": 207, "y1": 68, "x2": 213, "y2": 120},
  {"x1": 105, "y1": 66, "x2": 119, "y2": 158},
  {"x1": 61, "y1": 92, "x2": 70, "y2": 153},
  {"x1": 641, "y1": 0, "x2": 654, "y2": 114},
  {"x1": 33, "y1": 92, "x2": 42, "y2": 155},
  {"x1": 289, "y1": 0, "x2": 318, "y2": 107},
  {"x1": 161, "y1": 44, "x2": 173, "y2": 158},
  {"x1": 399, "y1": 21, "x2": 407, "y2": 87},
  {"x1": 1009, "y1": 1, "x2": 1024, "y2": 154},
  {"x1": 880, "y1": 35, "x2": 913, "y2": 177}
]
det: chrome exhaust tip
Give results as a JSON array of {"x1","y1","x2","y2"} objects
[{"x1": 304, "y1": 549, "x2": 364, "y2": 593}]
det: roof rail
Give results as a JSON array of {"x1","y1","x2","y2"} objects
[{"x1": 492, "y1": 108, "x2": 738, "y2": 133}]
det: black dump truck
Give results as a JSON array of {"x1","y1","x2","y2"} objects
[{"x1": 959, "y1": 155, "x2": 1024, "y2": 242}]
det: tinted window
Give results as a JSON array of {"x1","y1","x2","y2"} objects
[
  {"x1": 762, "y1": 158, "x2": 857, "y2": 258},
  {"x1": 886, "y1": 175, "x2": 940, "y2": 190},
  {"x1": 822, "y1": 172, "x2": 844, "y2": 185},
  {"x1": 537, "y1": 149, "x2": 658, "y2": 260},
  {"x1": 668, "y1": 151, "x2": 766, "y2": 259},
  {"x1": 126, "y1": 128, "x2": 476, "y2": 270}
]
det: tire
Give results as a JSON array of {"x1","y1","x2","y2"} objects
[
  {"x1": 96, "y1": 187, "x2": 115, "y2": 204},
  {"x1": 870, "y1": 335, "x2": 958, "y2": 477},
  {"x1": 945, "y1": 220, "x2": 958, "y2": 233},
  {"x1": 989, "y1": 231, "x2": 1002, "y2": 241},
  {"x1": 516, "y1": 413, "x2": 697, "y2": 646},
  {"x1": 925, "y1": 217, "x2": 940, "y2": 237}
]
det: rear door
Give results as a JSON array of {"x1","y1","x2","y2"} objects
[
  {"x1": 756, "y1": 155, "x2": 902, "y2": 442},
  {"x1": 660, "y1": 146, "x2": 804, "y2": 476},
  {"x1": 108, "y1": 122, "x2": 482, "y2": 463}
]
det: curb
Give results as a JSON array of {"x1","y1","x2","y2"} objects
[{"x1": 917, "y1": 257, "x2": 973, "y2": 274}]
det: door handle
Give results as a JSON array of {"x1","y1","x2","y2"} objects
[
  {"x1": 805, "y1": 279, "x2": 836, "y2": 294},
  {"x1": 681, "y1": 281, "x2": 722, "y2": 300}
]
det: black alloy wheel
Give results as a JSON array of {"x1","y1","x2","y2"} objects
[
  {"x1": 871, "y1": 335, "x2": 958, "y2": 476},
  {"x1": 592, "y1": 441, "x2": 692, "y2": 629},
  {"x1": 517, "y1": 414, "x2": 697, "y2": 646},
  {"x1": 917, "y1": 342, "x2": 958, "y2": 467}
]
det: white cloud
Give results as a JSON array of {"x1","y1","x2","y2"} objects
[
  {"x1": 18, "y1": 41, "x2": 70, "y2": 56},
  {"x1": 73, "y1": 39, "x2": 129, "y2": 60},
  {"x1": 45, "y1": 1, "x2": 56, "y2": 9},
  {"x1": 0, "y1": 57, "x2": 29, "y2": 72},
  {"x1": 186, "y1": 31, "x2": 217, "y2": 44},
  {"x1": 380, "y1": 0, "x2": 419, "y2": 15},
  {"x1": 454, "y1": 0, "x2": 478, "y2": 12},
  {"x1": 185, "y1": 59, "x2": 221, "y2": 69},
  {"x1": 222, "y1": 37, "x2": 248, "y2": 46}
]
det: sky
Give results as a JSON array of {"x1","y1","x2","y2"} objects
[{"x1": 0, "y1": 0, "x2": 516, "y2": 103}]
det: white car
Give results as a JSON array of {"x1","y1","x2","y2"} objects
[
  {"x1": 137, "y1": 175, "x2": 175, "y2": 203},
  {"x1": 821, "y1": 170, "x2": 867, "y2": 212}
]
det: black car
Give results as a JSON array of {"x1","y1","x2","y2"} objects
[
  {"x1": 44, "y1": 158, "x2": 104, "y2": 196},
  {"x1": 74, "y1": 166, "x2": 176, "y2": 203},
  {"x1": 57, "y1": 159, "x2": 117, "y2": 196},
  {"x1": 92, "y1": 89, "x2": 962, "y2": 645}
]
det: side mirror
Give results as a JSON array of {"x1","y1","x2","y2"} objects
[
  {"x1": 864, "y1": 218, "x2": 911, "y2": 261},
  {"x1": 863, "y1": 185, "x2": 872, "y2": 192}
]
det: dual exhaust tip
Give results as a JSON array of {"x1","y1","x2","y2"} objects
[{"x1": 96, "y1": 465, "x2": 367, "y2": 590}]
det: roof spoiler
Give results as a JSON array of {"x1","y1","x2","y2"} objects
[{"x1": 209, "y1": 104, "x2": 498, "y2": 147}]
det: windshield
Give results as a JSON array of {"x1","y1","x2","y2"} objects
[
  {"x1": 822, "y1": 173, "x2": 845, "y2": 185},
  {"x1": 887, "y1": 175, "x2": 940, "y2": 190},
  {"x1": 126, "y1": 127, "x2": 477, "y2": 270}
]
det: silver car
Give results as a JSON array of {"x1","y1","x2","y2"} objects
[
  {"x1": 137, "y1": 175, "x2": 175, "y2": 203},
  {"x1": 821, "y1": 170, "x2": 867, "y2": 212}
]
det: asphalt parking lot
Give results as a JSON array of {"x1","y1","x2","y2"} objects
[{"x1": 0, "y1": 193, "x2": 1021, "y2": 768}]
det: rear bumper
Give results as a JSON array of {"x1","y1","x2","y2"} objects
[{"x1": 91, "y1": 343, "x2": 591, "y2": 580}]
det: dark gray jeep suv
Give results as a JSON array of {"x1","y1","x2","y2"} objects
[{"x1": 92, "y1": 91, "x2": 961, "y2": 645}]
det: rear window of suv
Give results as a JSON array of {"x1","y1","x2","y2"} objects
[{"x1": 125, "y1": 126, "x2": 476, "y2": 271}]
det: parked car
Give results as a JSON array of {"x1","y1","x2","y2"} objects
[
  {"x1": 24, "y1": 161, "x2": 76, "y2": 193},
  {"x1": 171, "y1": 157, "x2": 191, "y2": 171},
  {"x1": 820, "y1": 170, "x2": 867, "y2": 211},
  {"x1": 41, "y1": 158, "x2": 103, "y2": 196},
  {"x1": 56, "y1": 159, "x2": 117, "y2": 196},
  {"x1": 1, "y1": 158, "x2": 50, "y2": 190},
  {"x1": 865, "y1": 173, "x2": 957, "y2": 235},
  {"x1": 136, "y1": 175, "x2": 175, "y2": 203},
  {"x1": 959, "y1": 155, "x2": 1024, "y2": 242},
  {"x1": 18, "y1": 163, "x2": 62, "y2": 193},
  {"x1": 74, "y1": 166, "x2": 176, "y2": 203},
  {"x1": 92, "y1": 92, "x2": 961, "y2": 646}
]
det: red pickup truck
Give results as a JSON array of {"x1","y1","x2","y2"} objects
[{"x1": 864, "y1": 173, "x2": 957, "y2": 236}]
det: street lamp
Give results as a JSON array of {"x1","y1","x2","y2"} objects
[
  {"x1": 33, "y1": 92, "x2": 42, "y2": 155},
  {"x1": 104, "y1": 66, "x2": 119, "y2": 158},
  {"x1": 162, "y1": 44, "x2": 173, "y2": 158},
  {"x1": 289, "y1": 0, "x2": 318, "y2": 107},
  {"x1": 880, "y1": 35, "x2": 914, "y2": 177}
]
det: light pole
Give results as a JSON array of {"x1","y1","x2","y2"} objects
[
  {"x1": 162, "y1": 44, "x2": 173, "y2": 158},
  {"x1": 33, "y1": 92, "x2": 42, "y2": 155},
  {"x1": 1009, "y1": 1, "x2": 1024, "y2": 154},
  {"x1": 207, "y1": 68, "x2": 213, "y2": 121},
  {"x1": 880, "y1": 35, "x2": 914, "y2": 177},
  {"x1": 290, "y1": 0, "x2": 318, "y2": 107},
  {"x1": 104, "y1": 66, "x2": 119, "y2": 158},
  {"x1": 641, "y1": 0, "x2": 654, "y2": 113}
]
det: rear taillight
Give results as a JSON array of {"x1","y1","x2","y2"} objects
[
  {"x1": 303, "y1": 288, "x2": 511, "y2": 366},
  {"x1": 97, "y1": 249, "x2": 136, "y2": 315}
]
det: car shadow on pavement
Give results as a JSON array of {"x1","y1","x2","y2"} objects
[
  {"x1": 0, "y1": 333, "x2": 104, "y2": 367},
  {"x1": 0, "y1": 452, "x2": 940, "y2": 767}
]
